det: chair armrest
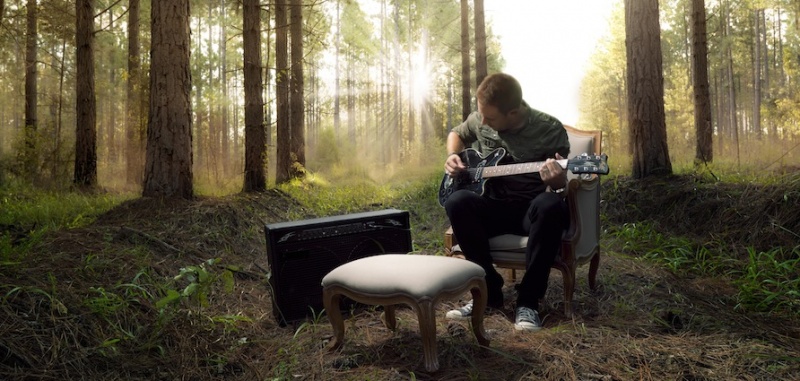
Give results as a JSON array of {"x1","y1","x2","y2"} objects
[{"x1": 561, "y1": 174, "x2": 601, "y2": 263}]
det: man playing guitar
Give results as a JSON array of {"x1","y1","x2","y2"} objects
[{"x1": 443, "y1": 72, "x2": 570, "y2": 331}]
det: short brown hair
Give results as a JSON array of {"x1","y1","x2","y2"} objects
[{"x1": 476, "y1": 73, "x2": 522, "y2": 114}]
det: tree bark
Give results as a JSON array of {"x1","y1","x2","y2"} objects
[
  {"x1": 624, "y1": 0, "x2": 672, "y2": 178},
  {"x1": 752, "y1": 9, "x2": 762, "y2": 140},
  {"x1": 243, "y1": 0, "x2": 266, "y2": 192},
  {"x1": 334, "y1": 0, "x2": 341, "y2": 132},
  {"x1": 75, "y1": 0, "x2": 97, "y2": 187},
  {"x1": 691, "y1": 0, "x2": 713, "y2": 164},
  {"x1": 126, "y1": 0, "x2": 143, "y2": 187},
  {"x1": 143, "y1": 0, "x2": 194, "y2": 198},
  {"x1": 459, "y1": 0, "x2": 470, "y2": 122},
  {"x1": 474, "y1": 0, "x2": 487, "y2": 87},
  {"x1": 24, "y1": 0, "x2": 37, "y2": 175},
  {"x1": 220, "y1": 0, "x2": 229, "y2": 175},
  {"x1": 290, "y1": 0, "x2": 305, "y2": 179},
  {"x1": 275, "y1": 0, "x2": 291, "y2": 184}
]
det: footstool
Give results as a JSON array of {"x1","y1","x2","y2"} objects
[{"x1": 321, "y1": 254, "x2": 490, "y2": 372}]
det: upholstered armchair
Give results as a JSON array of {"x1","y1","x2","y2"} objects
[{"x1": 444, "y1": 125, "x2": 602, "y2": 316}]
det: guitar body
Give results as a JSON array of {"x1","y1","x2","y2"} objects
[{"x1": 438, "y1": 148, "x2": 507, "y2": 206}]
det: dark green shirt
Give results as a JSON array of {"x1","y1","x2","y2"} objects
[{"x1": 452, "y1": 102, "x2": 569, "y2": 201}]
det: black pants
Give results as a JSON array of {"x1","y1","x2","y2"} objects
[{"x1": 444, "y1": 189, "x2": 569, "y2": 310}]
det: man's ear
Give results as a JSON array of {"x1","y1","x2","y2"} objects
[{"x1": 506, "y1": 107, "x2": 520, "y2": 118}]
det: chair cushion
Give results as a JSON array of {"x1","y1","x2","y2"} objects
[
  {"x1": 451, "y1": 234, "x2": 527, "y2": 254},
  {"x1": 322, "y1": 254, "x2": 486, "y2": 298},
  {"x1": 488, "y1": 234, "x2": 528, "y2": 251}
]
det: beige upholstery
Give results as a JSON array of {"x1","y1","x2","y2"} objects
[
  {"x1": 321, "y1": 254, "x2": 490, "y2": 372},
  {"x1": 445, "y1": 125, "x2": 602, "y2": 317}
]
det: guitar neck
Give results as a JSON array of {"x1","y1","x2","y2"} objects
[{"x1": 481, "y1": 159, "x2": 568, "y2": 178}]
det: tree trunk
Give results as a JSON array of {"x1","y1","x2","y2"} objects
[
  {"x1": 126, "y1": 0, "x2": 142, "y2": 187},
  {"x1": 24, "y1": 0, "x2": 37, "y2": 176},
  {"x1": 407, "y1": 1, "x2": 415, "y2": 146},
  {"x1": 393, "y1": 2, "x2": 401, "y2": 162},
  {"x1": 723, "y1": 0, "x2": 739, "y2": 167},
  {"x1": 143, "y1": 0, "x2": 193, "y2": 199},
  {"x1": 459, "y1": 0, "x2": 470, "y2": 122},
  {"x1": 379, "y1": 0, "x2": 386, "y2": 162},
  {"x1": 474, "y1": 0, "x2": 487, "y2": 87},
  {"x1": 75, "y1": 0, "x2": 97, "y2": 187},
  {"x1": 691, "y1": 0, "x2": 713, "y2": 164},
  {"x1": 752, "y1": 9, "x2": 762, "y2": 140},
  {"x1": 290, "y1": 0, "x2": 305, "y2": 178},
  {"x1": 243, "y1": 0, "x2": 266, "y2": 192},
  {"x1": 624, "y1": 0, "x2": 672, "y2": 178},
  {"x1": 263, "y1": 6, "x2": 272, "y2": 167},
  {"x1": 220, "y1": 0, "x2": 230, "y2": 176},
  {"x1": 274, "y1": 0, "x2": 291, "y2": 184},
  {"x1": 347, "y1": 54, "x2": 355, "y2": 141},
  {"x1": 334, "y1": 0, "x2": 341, "y2": 132}
]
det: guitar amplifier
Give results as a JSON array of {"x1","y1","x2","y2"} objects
[{"x1": 265, "y1": 209, "x2": 412, "y2": 326}]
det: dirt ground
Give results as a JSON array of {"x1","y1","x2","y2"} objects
[{"x1": 0, "y1": 174, "x2": 798, "y2": 380}]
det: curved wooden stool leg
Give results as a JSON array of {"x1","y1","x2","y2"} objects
[
  {"x1": 323, "y1": 287, "x2": 344, "y2": 350},
  {"x1": 416, "y1": 300, "x2": 439, "y2": 372}
]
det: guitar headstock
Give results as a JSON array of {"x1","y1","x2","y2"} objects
[{"x1": 566, "y1": 153, "x2": 610, "y2": 175}]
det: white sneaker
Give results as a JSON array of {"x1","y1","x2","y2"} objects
[
  {"x1": 445, "y1": 300, "x2": 474, "y2": 320},
  {"x1": 514, "y1": 306, "x2": 542, "y2": 331}
]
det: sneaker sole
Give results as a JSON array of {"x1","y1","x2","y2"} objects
[
  {"x1": 514, "y1": 323, "x2": 542, "y2": 331},
  {"x1": 445, "y1": 312, "x2": 471, "y2": 320}
]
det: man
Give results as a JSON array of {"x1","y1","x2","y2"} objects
[{"x1": 443, "y1": 72, "x2": 570, "y2": 331}]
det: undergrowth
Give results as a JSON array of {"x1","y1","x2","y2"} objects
[
  {"x1": 606, "y1": 221, "x2": 800, "y2": 316},
  {"x1": 1, "y1": 170, "x2": 798, "y2": 379},
  {"x1": 0, "y1": 185, "x2": 133, "y2": 261}
]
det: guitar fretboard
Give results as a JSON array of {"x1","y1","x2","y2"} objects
[{"x1": 480, "y1": 159, "x2": 569, "y2": 178}]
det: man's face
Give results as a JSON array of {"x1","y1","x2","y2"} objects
[{"x1": 478, "y1": 102, "x2": 515, "y2": 132}]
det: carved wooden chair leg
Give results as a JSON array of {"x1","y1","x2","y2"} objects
[
  {"x1": 469, "y1": 282, "x2": 490, "y2": 347},
  {"x1": 562, "y1": 268, "x2": 576, "y2": 317},
  {"x1": 588, "y1": 251, "x2": 600, "y2": 290},
  {"x1": 381, "y1": 305, "x2": 397, "y2": 330}
]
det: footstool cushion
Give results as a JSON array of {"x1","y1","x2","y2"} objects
[{"x1": 321, "y1": 254, "x2": 490, "y2": 372}]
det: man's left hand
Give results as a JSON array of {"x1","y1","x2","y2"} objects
[{"x1": 541, "y1": 153, "x2": 567, "y2": 190}]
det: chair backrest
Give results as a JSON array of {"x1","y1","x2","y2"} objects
[
  {"x1": 563, "y1": 125, "x2": 602, "y2": 181},
  {"x1": 564, "y1": 125, "x2": 602, "y2": 156}
]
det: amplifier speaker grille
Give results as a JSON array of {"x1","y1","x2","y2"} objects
[{"x1": 265, "y1": 209, "x2": 412, "y2": 326}]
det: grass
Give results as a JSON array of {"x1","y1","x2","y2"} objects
[
  {"x1": 0, "y1": 183, "x2": 133, "y2": 261},
  {"x1": 606, "y1": 220, "x2": 800, "y2": 316},
  {"x1": 3, "y1": 171, "x2": 797, "y2": 317},
  {"x1": 1, "y1": 169, "x2": 799, "y2": 379}
]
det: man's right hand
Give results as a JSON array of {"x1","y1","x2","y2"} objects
[{"x1": 445, "y1": 152, "x2": 466, "y2": 177}]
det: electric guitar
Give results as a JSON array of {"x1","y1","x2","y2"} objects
[{"x1": 438, "y1": 148, "x2": 609, "y2": 206}]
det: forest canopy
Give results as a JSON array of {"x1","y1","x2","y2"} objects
[{"x1": 0, "y1": 0, "x2": 798, "y2": 194}]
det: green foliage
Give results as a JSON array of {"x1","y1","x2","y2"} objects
[
  {"x1": 0, "y1": 184, "x2": 133, "y2": 260},
  {"x1": 734, "y1": 246, "x2": 800, "y2": 313},
  {"x1": 607, "y1": 222, "x2": 720, "y2": 274},
  {"x1": 581, "y1": 0, "x2": 800, "y2": 174},
  {"x1": 0, "y1": 185, "x2": 132, "y2": 230},
  {"x1": 607, "y1": 222, "x2": 800, "y2": 315},
  {"x1": 156, "y1": 258, "x2": 234, "y2": 310}
]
